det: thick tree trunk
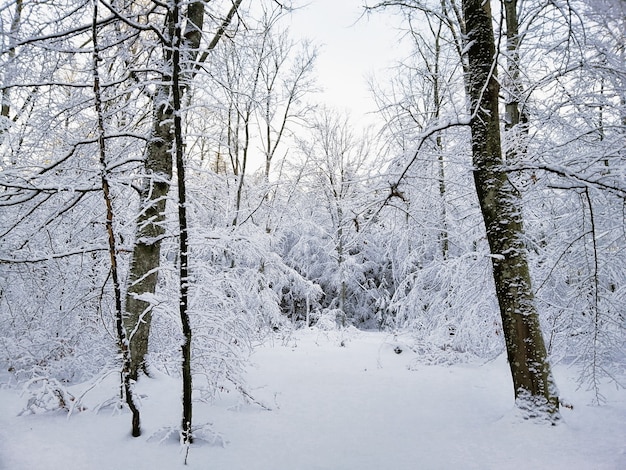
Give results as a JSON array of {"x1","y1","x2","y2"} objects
[
  {"x1": 124, "y1": 82, "x2": 173, "y2": 380},
  {"x1": 462, "y1": 0, "x2": 559, "y2": 419}
]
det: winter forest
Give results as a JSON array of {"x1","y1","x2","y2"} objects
[{"x1": 0, "y1": 0, "x2": 625, "y2": 468}]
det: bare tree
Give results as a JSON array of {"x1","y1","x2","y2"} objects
[
  {"x1": 368, "y1": 0, "x2": 561, "y2": 418},
  {"x1": 297, "y1": 108, "x2": 378, "y2": 326},
  {"x1": 0, "y1": 0, "x2": 22, "y2": 142},
  {"x1": 168, "y1": 0, "x2": 193, "y2": 447}
]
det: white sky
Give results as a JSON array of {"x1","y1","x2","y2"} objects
[{"x1": 288, "y1": 1, "x2": 409, "y2": 126}]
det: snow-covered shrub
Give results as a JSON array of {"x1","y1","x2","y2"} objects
[
  {"x1": 0, "y1": 252, "x2": 117, "y2": 385},
  {"x1": 390, "y1": 252, "x2": 503, "y2": 360},
  {"x1": 19, "y1": 376, "x2": 82, "y2": 415},
  {"x1": 526, "y1": 183, "x2": 626, "y2": 399}
]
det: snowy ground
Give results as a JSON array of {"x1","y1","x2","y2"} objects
[{"x1": 1, "y1": 329, "x2": 624, "y2": 469}]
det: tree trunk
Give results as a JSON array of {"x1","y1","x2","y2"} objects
[
  {"x1": 503, "y1": 0, "x2": 522, "y2": 132},
  {"x1": 170, "y1": 0, "x2": 193, "y2": 446},
  {"x1": 91, "y1": 0, "x2": 141, "y2": 436},
  {"x1": 123, "y1": 0, "x2": 242, "y2": 380},
  {"x1": 432, "y1": 19, "x2": 448, "y2": 260},
  {"x1": 124, "y1": 79, "x2": 173, "y2": 380},
  {"x1": 462, "y1": 0, "x2": 559, "y2": 419},
  {"x1": 1, "y1": 0, "x2": 23, "y2": 142},
  {"x1": 503, "y1": 0, "x2": 530, "y2": 165}
]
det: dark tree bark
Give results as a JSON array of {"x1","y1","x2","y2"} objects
[
  {"x1": 462, "y1": 0, "x2": 559, "y2": 419},
  {"x1": 503, "y1": 0, "x2": 522, "y2": 132},
  {"x1": 170, "y1": 0, "x2": 193, "y2": 447},
  {"x1": 502, "y1": 0, "x2": 529, "y2": 163}
]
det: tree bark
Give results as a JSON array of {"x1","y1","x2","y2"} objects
[
  {"x1": 462, "y1": 0, "x2": 559, "y2": 419},
  {"x1": 502, "y1": 0, "x2": 529, "y2": 164},
  {"x1": 432, "y1": 16, "x2": 448, "y2": 260},
  {"x1": 170, "y1": 0, "x2": 193, "y2": 446},
  {"x1": 503, "y1": 0, "x2": 522, "y2": 132},
  {"x1": 124, "y1": 73, "x2": 173, "y2": 380}
]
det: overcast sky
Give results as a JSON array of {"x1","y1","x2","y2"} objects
[{"x1": 288, "y1": 1, "x2": 409, "y2": 126}]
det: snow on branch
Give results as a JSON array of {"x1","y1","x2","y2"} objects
[{"x1": 504, "y1": 163, "x2": 626, "y2": 198}]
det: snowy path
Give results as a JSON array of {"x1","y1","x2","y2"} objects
[{"x1": 1, "y1": 330, "x2": 625, "y2": 469}]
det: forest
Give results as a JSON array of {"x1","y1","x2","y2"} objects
[{"x1": 0, "y1": 0, "x2": 624, "y2": 467}]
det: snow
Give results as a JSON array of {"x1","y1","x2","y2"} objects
[{"x1": 1, "y1": 330, "x2": 625, "y2": 469}]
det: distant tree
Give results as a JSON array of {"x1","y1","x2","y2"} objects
[
  {"x1": 189, "y1": 7, "x2": 316, "y2": 228},
  {"x1": 293, "y1": 108, "x2": 384, "y2": 327},
  {"x1": 0, "y1": 0, "x2": 22, "y2": 142}
]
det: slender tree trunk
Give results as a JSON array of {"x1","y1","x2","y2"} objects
[
  {"x1": 432, "y1": 20, "x2": 448, "y2": 260},
  {"x1": 503, "y1": 0, "x2": 522, "y2": 133},
  {"x1": 91, "y1": 0, "x2": 140, "y2": 436},
  {"x1": 170, "y1": 0, "x2": 193, "y2": 447},
  {"x1": 232, "y1": 117, "x2": 250, "y2": 226},
  {"x1": 462, "y1": 0, "x2": 559, "y2": 419},
  {"x1": 337, "y1": 207, "x2": 347, "y2": 328},
  {"x1": 503, "y1": 0, "x2": 530, "y2": 164}
]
